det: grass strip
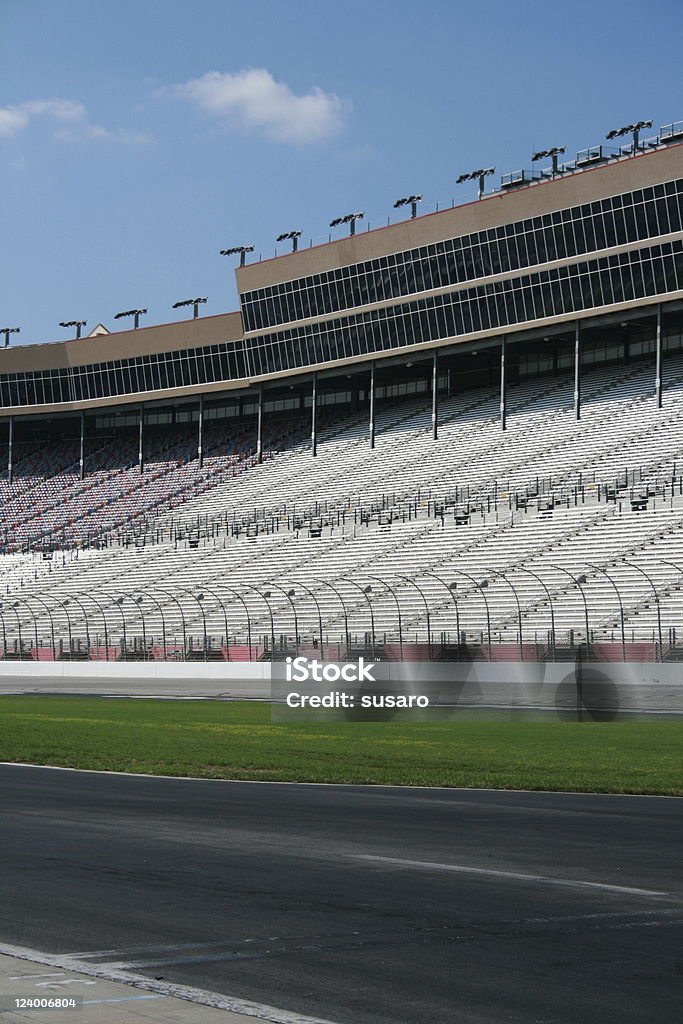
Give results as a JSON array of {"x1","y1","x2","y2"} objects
[{"x1": 0, "y1": 696, "x2": 681, "y2": 794}]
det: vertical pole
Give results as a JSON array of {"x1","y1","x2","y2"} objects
[
  {"x1": 138, "y1": 403, "x2": 144, "y2": 474},
  {"x1": 311, "y1": 373, "x2": 317, "y2": 458},
  {"x1": 7, "y1": 415, "x2": 13, "y2": 485},
  {"x1": 369, "y1": 361, "x2": 376, "y2": 449},
  {"x1": 574, "y1": 321, "x2": 581, "y2": 421},
  {"x1": 257, "y1": 384, "x2": 263, "y2": 464},
  {"x1": 79, "y1": 410, "x2": 85, "y2": 480},
  {"x1": 655, "y1": 303, "x2": 663, "y2": 409},
  {"x1": 198, "y1": 395, "x2": 204, "y2": 468},
  {"x1": 432, "y1": 349, "x2": 439, "y2": 441},
  {"x1": 500, "y1": 336, "x2": 507, "y2": 431}
]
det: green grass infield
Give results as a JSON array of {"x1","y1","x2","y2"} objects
[{"x1": 0, "y1": 696, "x2": 681, "y2": 794}]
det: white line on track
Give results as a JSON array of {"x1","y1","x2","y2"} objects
[
  {"x1": 1, "y1": 761, "x2": 679, "y2": 798},
  {"x1": 353, "y1": 855, "x2": 670, "y2": 896},
  {"x1": 0, "y1": 942, "x2": 339, "y2": 1024}
]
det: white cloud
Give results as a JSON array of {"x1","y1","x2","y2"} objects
[
  {"x1": 166, "y1": 68, "x2": 347, "y2": 144},
  {"x1": 0, "y1": 97, "x2": 151, "y2": 144}
]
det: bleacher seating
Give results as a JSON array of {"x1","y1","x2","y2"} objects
[{"x1": 3, "y1": 350, "x2": 683, "y2": 660}]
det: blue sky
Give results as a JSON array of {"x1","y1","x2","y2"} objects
[{"x1": 2, "y1": 0, "x2": 681, "y2": 346}]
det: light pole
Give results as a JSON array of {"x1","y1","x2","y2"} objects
[
  {"x1": 456, "y1": 167, "x2": 495, "y2": 200},
  {"x1": 194, "y1": 593, "x2": 208, "y2": 659},
  {"x1": 654, "y1": 559, "x2": 683, "y2": 652},
  {"x1": 62, "y1": 594, "x2": 92, "y2": 651},
  {"x1": 341, "y1": 580, "x2": 376, "y2": 656},
  {"x1": 542, "y1": 564, "x2": 589, "y2": 650},
  {"x1": 289, "y1": 582, "x2": 325, "y2": 651},
  {"x1": 606, "y1": 119, "x2": 653, "y2": 154},
  {"x1": 393, "y1": 194, "x2": 422, "y2": 220},
  {"x1": 19, "y1": 594, "x2": 57, "y2": 658},
  {"x1": 447, "y1": 570, "x2": 492, "y2": 649},
  {"x1": 276, "y1": 231, "x2": 302, "y2": 253},
  {"x1": 83, "y1": 593, "x2": 110, "y2": 650},
  {"x1": 330, "y1": 212, "x2": 364, "y2": 237},
  {"x1": 172, "y1": 297, "x2": 207, "y2": 320},
  {"x1": 309, "y1": 576, "x2": 350, "y2": 651},
  {"x1": 248, "y1": 586, "x2": 276, "y2": 658},
  {"x1": 420, "y1": 570, "x2": 461, "y2": 647},
  {"x1": 531, "y1": 147, "x2": 565, "y2": 178},
  {"x1": 514, "y1": 566, "x2": 557, "y2": 656},
  {"x1": 114, "y1": 597, "x2": 129, "y2": 659},
  {"x1": 133, "y1": 595, "x2": 147, "y2": 658},
  {"x1": 4, "y1": 601, "x2": 24, "y2": 657},
  {"x1": 149, "y1": 587, "x2": 189, "y2": 657},
  {"x1": 114, "y1": 308, "x2": 147, "y2": 330},
  {"x1": 0, "y1": 327, "x2": 20, "y2": 348},
  {"x1": 483, "y1": 571, "x2": 526, "y2": 658},
  {"x1": 0, "y1": 602, "x2": 8, "y2": 655},
  {"x1": 12, "y1": 598, "x2": 40, "y2": 652},
  {"x1": 263, "y1": 585, "x2": 299, "y2": 654},
  {"x1": 395, "y1": 574, "x2": 432, "y2": 654},
  {"x1": 137, "y1": 592, "x2": 166, "y2": 655},
  {"x1": 59, "y1": 320, "x2": 87, "y2": 340},
  {"x1": 220, "y1": 245, "x2": 254, "y2": 268},
  {"x1": 365, "y1": 575, "x2": 404, "y2": 659},
  {"x1": 618, "y1": 559, "x2": 662, "y2": 656},
  {"x1": 585, "y1": 563, "x2": 626, "y2": 660},
  {"x1": 203, "y1": 582, "x2": 255, "y2": 655},
  {"x1": 197, "y1": 590, "x2": 229, "y2": 656}
]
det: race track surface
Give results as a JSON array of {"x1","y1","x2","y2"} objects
[{"x1": 1, "y1": 766, "x2": 682, "y2": 1024}]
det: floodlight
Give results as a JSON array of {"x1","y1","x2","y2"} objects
[
  {"x1": 0, "y1": 327, "x2": 20, "y2": 348},
  {"x1": 393, "y1": 194, "x2": 423, "y2": 219},
  {"x1": 329, "y1": 212, "x2": 364, "y2": 236},
  {"x1": 455, "y1": 167, "x2": 495, "y2": 199},
  {"x1": 114, "y1": 308, "x2": 148, "y2": 329},
  {"x1": 220, "y1": 245, "x2": 254, "y2": 267},
  {"x1": 531, "y1": 146, "x2": 566, "y2": 177},
  {"x1": 605, "y1": 119, "x2": 653, "y2": 152},
  {"x1": 59, "y1": 320, "x2": 87, "y2": 339},
  {"x1": 172, "y1": 297, "x2": 207, "y2": 319},
  {"x1": 276, "y1": 230, "x2": 302, "y2": 252}
]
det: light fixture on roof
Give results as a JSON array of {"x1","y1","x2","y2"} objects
[
  {"x1": 0, "y1": 326, "x2": 20, "y2": 348},
  {"x1": 172, "y1": 297, "x2": 208, "y2": 320},
  {"x1": 455, "y1": 167, "x2": 495, "y2": 200},
  {"x1": 393, "y1": 194, "x2": 423, "y2": 219},
  {"x1": 329, "y1": 212, "x2": 364, "y2": 236},
  {"x1": 59, "y1": 320, "x2": 87, "y2": 340},
  {"x1": 531, "y1": 146, "x2": 565, "y2": 177},
  {"x1": 220, "y1": 245, "x2": 254, "y2": 267},
  {"x1": 605, "y1": 119, "x2": 653, "y2": 153},
  {"x1": 276, "y1": 230, "x2": 302, "y2": 252},
  {"x1": 114, "y1": 308, "x2": 148, "y2": 329}
]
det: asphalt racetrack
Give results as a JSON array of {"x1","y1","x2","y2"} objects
[{"x1": 1, "y1": 766, "x2": 682, "y2": 1024}]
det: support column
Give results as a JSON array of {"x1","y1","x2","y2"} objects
[
  {"x1": 311, "y1": 373, "x2": 317, "y2": 458},
  {"x1": 574, "y1": 321, "x2": 581, "y2": 421},
  {"x1": 655, "y1": 303, "x2": 663, "y2": 409},
  {"x1": 500, "y1": 337, "x2": 507, "y2": 431},
  {"x1": 198, "y1": 395, "x2": 204, "y2": 469},
  {"x1": 432, "y1": 350, "x2": 439, "y2": 441},
  {"x1": 7, "y1": 415, "x2": 13, "y2": 485},
  {"x1": 79, "y1": 410, "x2": 85, "y2": 480},
  {"x1": 138, "y1": 404, "x2": 144, "y2": 474},
  {"x1": 256, "y1": 385, "x2": 263, "y2": 464},
  {"x1": 369, "y1": 360, "x2": 376, "y2": 449}
]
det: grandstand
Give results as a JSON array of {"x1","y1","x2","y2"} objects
[{"x1": 2, "y1": 120, "x2": 683, "y2": 663}]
